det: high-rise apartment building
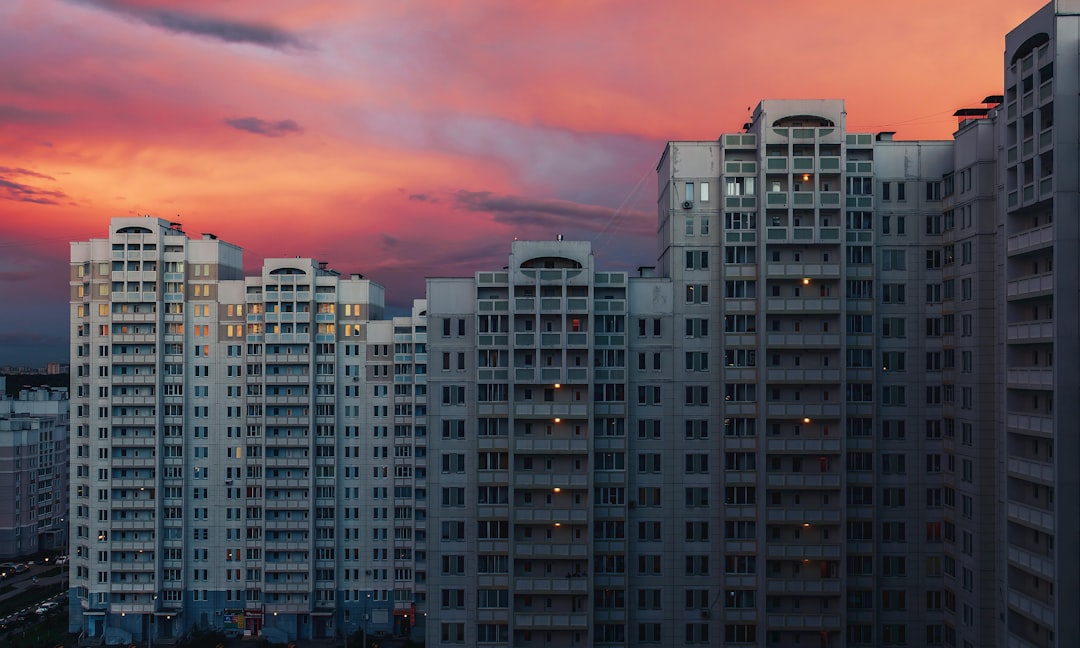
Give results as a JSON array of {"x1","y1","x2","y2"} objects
[
  {"x1": 67, "y1": 4, "x2": 1080, "y2": 647},
  {"x1": 999, "y1": 3, "x2": 1079, "y2": 647},
  {"x1": 426, "y1": 241, "x2": 631, "y2": 647},
  {"x1": 68, "y1": 218, "x2": 430, "y2": 644},
  {"x1": 0, "y1": 379, "x2": 69, "y2": 559},
  {"x1": 654, "y1": 101, "x2": 959, "y2": 647}
]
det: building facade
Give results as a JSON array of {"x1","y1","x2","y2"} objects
[
  {"x1": 68, "y1": 4, "x2": 1080, "y2": 646},
  {"x1": 0, "y1": 379, "x2": 69, "y2": 560},
  {"x1": 68, "y1": 218, "x2": 429, "y2": 644},
  {"x1": 999, "y1": 3, "x2": 1080, "y2": 647}
]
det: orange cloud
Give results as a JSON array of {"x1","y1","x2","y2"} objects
[{"x1": 0, "y1": 0, "x2": 1050, "y2": 364}]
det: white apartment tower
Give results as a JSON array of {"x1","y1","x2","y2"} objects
[
  {"x1": 69, "y1": 217, "x2": 430, "y2": 644},
  {"x1": 0, "y1": 380, "x2": 70, "y2": 559},
  {"x1": 1000, "y1": 2, "x2": 1080, "y2": 646},
  {"x1": 659, "y1": 100, "x2": 953, "y2": 647},
  {"x1": 425, "y1": 241, "x2": 628, "y2": 647},
  {"x1": 66, "y1": 4, "x2": 1080, "y2": 646}
]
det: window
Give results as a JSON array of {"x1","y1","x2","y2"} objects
[
  {"x1": 847, "y1": 245, "x2": 872, "y2": 265},
  {"x1": 725, "y1": 212, "x2": 756, "y2": 230},
  {"x1": 685, "y1": 317, "x2": 709, "y2": 337},
  {"x1": 847, "y1": 177, "x2": 872, "y2": 195},
  {"x1": 685, "y1": 250, "x2": 709, "y2": 270},
  {"x1": 682, "y1": 384, "x2": 708, "y2": 406},
  {"x1": 881, "y1": 249, "x2": 906, "y2": 270},
  {"x1": 847, "y1": 211, "x2": 872, "y2": 229},
  {"x1": 723, "y1": 280, "x2": 755, "y2": 298},
  {"x1": 724, "y1": 245, "x2": 755, "y2": 264},
  {"x1": 685, "y1": 284, "x2": 709, "y2": 303},
  {"x1": 882, "y1": 283, "x2": 906, "y2": 303},
  {"x1": 926, "y1": 283, "x2": 941, "y2": 303}
]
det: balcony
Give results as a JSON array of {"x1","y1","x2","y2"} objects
[
  {"x1": 1021, "y1": 90, "x2": 1035, "y2": 114},
  {"x1": 1007, "y1": 545, "x2": 1054, "y2": 581},
  {"x1": 765, "y1": 157, "x2": 788, "y2": 172},
  {"x1": 1039, "y1": 79, "x2": 1053, "y2": 104},
  {"x1": 765, "y1": 474, "x2": 841, "y2": 489},
  {"x1": 766, "y1": 544, "x2": 841, "y2": 560},
  {"x1": 765, "y1": 438, "x2": 841, "y2": 453},
  {"x1": 765, "y1": 614, "x2": 841, "y2": 630},
  {"x1": 1006, "y1": 367, "x2": 1053, "y2": 389},
  {"x1": 1006, "y1": 412, "x2": 1053, "y2": 437},
  {"x1": 514, "y1": 508, "x2": 588, "y2": 523},
  {"x1": 513, "y1": 438, "x2": 588, "y2": 454},
  {"x1": 513, "y1": 578, "x2": 588, "y2": 595},
  {"x1": 764, "y1": 403, "x2": 841, "y2": 418},
  {"x1": 513, "y1": 543, "x2": 589, "y2": 558},
  {"x1": 1007, "y1": 588, "x2": 1054, "y2": 627},
  {"x1": 1006, "y1": 273, "x2": 1053, "y2": 300},
  {"x1": 765, "y1": 508, "x2": 841, "y2": 523},
  {"x1": 264, "y1": 581, "x2": 311, "y2": 593},
  {"x1": 540, "y1": 298, "x2": 562, "y2": 312},
  {"x1": 766, "y1": 263, "x2": 841, "y2": 278},
  {"x1": 845, "y1": 161, "x2": 873, "y2": 174},
  {"x1": 514, "y1": 614, "x2": 588, "y2": 630},
  {"x1": 1007, "y1": 320, "x2": 1053, "y2": 343},
  {"x1": 477, "y1": 299, "x2": 508, "y2": 313},
  {"x1": 765, "y1": 579, "x2": 840, "y2": 594},
  {"x1": 512, "y1": 469, "x2": 589, "y2": 488},
  {"x1": 765, "y1": 369, "x2": 841, "y2": 384},
  {"x1": 766, "y1": 333, "x2": 840, "y2": 348},
  {"x1": 514, "y1": 403, "x2": 588, "y2": 418},
  {"x1": 1006, "y1": 501, "x2": 1054, "y2": 533},
  {"x1": 108, "y1": 601, "x2": 157, "y2": 614},
  {"x1": 265, "y1": 562, "x2": 312, "y2": 573},
  {"x1": 1007, "y1": 457, "x2": 1054, "y2": 485},
  {"x1": 724, "y1": 195, "x2": 757, "y2": 209}
]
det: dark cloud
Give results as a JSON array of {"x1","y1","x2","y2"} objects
[
  {"x1": 407, "y1": 193, "x2": 438, "y2": 203},
  {"x1": 65, "y1": 0, "x2": 304, "y2": 49},
  {"x1": 0, "y1": 169, "x2": 69, "y2": 205},
  {"x1": 0, "y1": 167, "x2": 55, "y2": 181},
  {"x1": 224, "y1": 117, "x2": 303, "y2": 138},
  {"x1": 379, "y1": 234, "x2": 399, "y2": 249},
  {"x1": 0, "y1": 104, "x2": 65, "y2": 124},
  {"x1": 451, "y1": 190, "x2": 652, "y2": 236}
]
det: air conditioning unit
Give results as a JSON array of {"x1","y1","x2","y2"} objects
[
  {"x1": 701, "y1": 610, "x2": 710, "y2": 619},
  {"x1": 682, "y1": 200, "x2": 694, "y2": 210}
]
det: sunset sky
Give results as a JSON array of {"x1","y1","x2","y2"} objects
[{"x1": 0, "y1": 0, "x2": 1046, "y2": 366}]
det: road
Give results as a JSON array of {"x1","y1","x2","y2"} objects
[{"x1": 0, "y1": 559, "x2": 68, "y2": 633}]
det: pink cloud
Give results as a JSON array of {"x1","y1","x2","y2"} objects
[{"x1": 0, "y1": 0, "x2": 1049, "y2": 365}]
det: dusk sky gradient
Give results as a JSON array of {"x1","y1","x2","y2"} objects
[{"x1": 0, "y1": 0, "x2": 1046, "y2": 365}]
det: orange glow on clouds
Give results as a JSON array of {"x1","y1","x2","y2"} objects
[{"x1": 0, "y1": 0, "x2": 1049, "y2": 364}]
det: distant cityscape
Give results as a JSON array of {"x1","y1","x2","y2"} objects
[
  {"x1": 1, "y1": 2, "x2": 1076, "y2": 648},
  {"x1": 1, "y1": 364, "x2": 70, "y2": 377}
]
